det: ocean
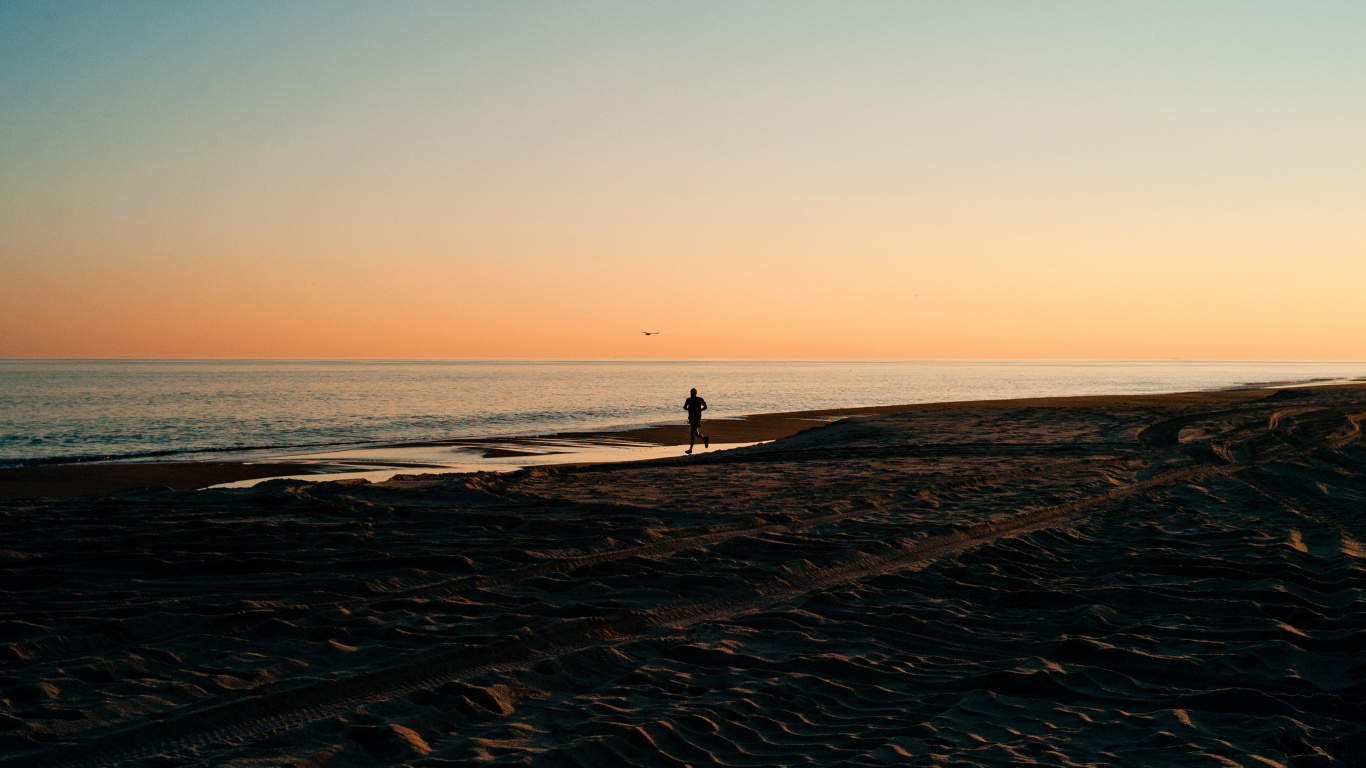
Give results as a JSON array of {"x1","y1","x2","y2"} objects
[{"x1": 3, "y1": 359, "x2": 1364, "y2": 466}]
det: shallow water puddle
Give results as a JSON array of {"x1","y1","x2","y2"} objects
[{"x1": 210, "y1": 439, "x2": 764, "y2": 488}]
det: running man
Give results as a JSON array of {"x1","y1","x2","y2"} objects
[{"x1": 683, "y1": 388, "x2": 709, "y2": 454}]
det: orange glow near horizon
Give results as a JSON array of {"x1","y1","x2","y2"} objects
[{"x1": 3, "y1": 4, "x2": 1365, "y2": 359}]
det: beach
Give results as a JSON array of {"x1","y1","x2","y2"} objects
[{"x1": 2, "y1": 383, "x2": 1364, "y2": 766}]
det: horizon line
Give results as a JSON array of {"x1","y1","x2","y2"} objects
[{"x1": 4, "y1": 357, "x2": 1366, "y2": 364}]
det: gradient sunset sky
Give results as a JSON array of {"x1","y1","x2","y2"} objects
[{"x1": 2, "y1": 2, "x2": 1364, "y2": 359}]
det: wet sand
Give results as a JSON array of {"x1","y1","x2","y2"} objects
[
  {"x1": 2, "y1": 384, "x2": 1365, "y2": 766},
  {"x1": 0, "y1": 418, "x2": 799, "y2": 500},
  {"x1": 0, "y1": 404, "x2": 934, "y2": 500},
  {"x1": 0, "y1": 461, "x2": 326, "y2": 500}
]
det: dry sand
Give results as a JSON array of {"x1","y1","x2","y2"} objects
[{"x1": 2, "y1": 384, "x2": 1365, "y2": 766}]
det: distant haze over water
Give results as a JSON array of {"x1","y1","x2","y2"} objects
[{"x1": 3, "y1": 359, "x2": 1364, "y2": 466}]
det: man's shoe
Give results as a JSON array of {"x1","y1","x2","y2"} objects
[
  {"x1": 685, "y1": 449, "x2": 692, "y2": 455},
  {"x1": 703, "y1": 436, "x2": 709, "y2": 448}
]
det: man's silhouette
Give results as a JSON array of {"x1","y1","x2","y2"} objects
[{"x1": 683, "y1": 388, "x2": 708, "y2": 454}]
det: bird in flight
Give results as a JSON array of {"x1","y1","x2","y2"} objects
[{"x1": 642, "y1": 331, "x2": 660, "y2": 336}]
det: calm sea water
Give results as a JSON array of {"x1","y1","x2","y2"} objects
[{"x1": 3, "y1": 359, "x2": 1364, "y2": 466}]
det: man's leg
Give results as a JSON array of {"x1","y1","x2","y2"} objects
[{"x1": 687, "y1": 425, "x2": 697, "y2": 454}]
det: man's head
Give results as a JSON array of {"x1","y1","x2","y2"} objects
[{"x1": 690, "y1": 388, "x2": 697, "y2": 396}]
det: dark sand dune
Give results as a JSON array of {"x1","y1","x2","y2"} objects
[{"x1": 2, "y1": 385, "x2": 1365, "y2": 766}]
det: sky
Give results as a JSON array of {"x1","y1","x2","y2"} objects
[{"x1": 2, "y1": 2, "x2": 1364, "y2": 359}]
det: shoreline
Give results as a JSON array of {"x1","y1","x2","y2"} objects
[{"x1": 0, "y1": 383, "x2": 1332, "y2": 500}]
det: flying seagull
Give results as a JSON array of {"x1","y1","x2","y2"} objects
[{"x1": 641, "y1": 331, "x2": 660, "y2": 336}]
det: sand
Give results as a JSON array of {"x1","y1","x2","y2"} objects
[
  {"x1": 0, "y1": 461, "x2": 326, "y2": 501},
  {"x1": 2, "y1": 384, "x2": 1364, "y2": 766},
  {"x1": 0, "y1": 404, "x2": 966, "y2": 500}
]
